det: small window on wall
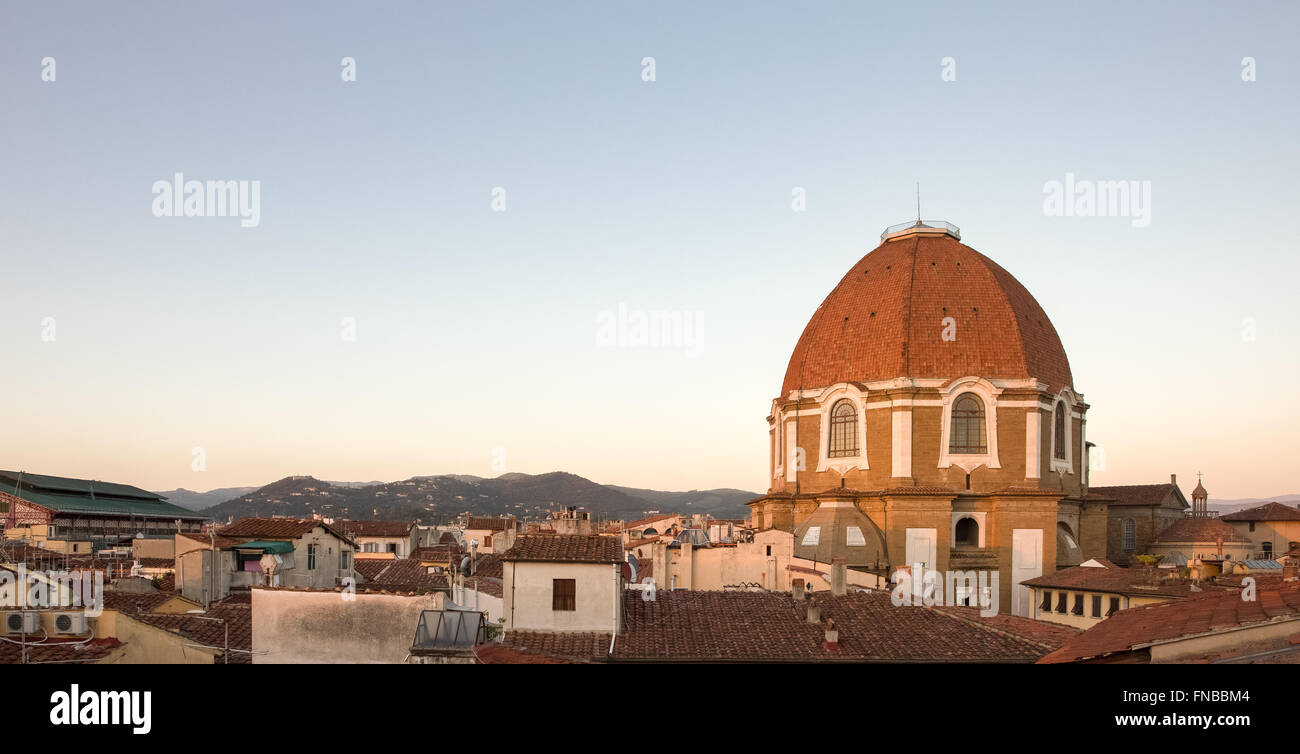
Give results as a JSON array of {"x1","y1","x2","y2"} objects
[
  {"x1": 828, "y1": 399, "x2": 859, "y2": 458},
  {"x1": 1055, "y1": 593, "x2": 1067, "y2": 613},
  {"x1": 1122, "y1": 519, "x2": 1136, "y2": 553},
  {"x1": 1039, "y1": 591, "x2": 1051, "y2": 611},
  {"x1": 552, "y1": 579, "x2": 576, "y2": 611},
  {"x1": 1107, "y1": 597, "x2": 1120, "y2": 617},
  {"x1": 1071, "y1": 593, "x2": 1084, "y2": 616},
  {"x1": 307, "y1": 544, "x2": 317, "y2": 570},
  {"x1": 949, "y1": 393, "x2": 987, "y2": 454},
  {"x1": 484, "y1": 535, "x2": 492, "y2": 548},
  {"x1": 1053, "y1": 401, "x2": 1067, "y2": 460},
  {"x1": 1091, "y1": 595, "x2": 1102, "y2": 618}
]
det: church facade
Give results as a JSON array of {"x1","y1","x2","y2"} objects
[{"x1": 748, "y1": 220, "x2": 1109, "y2": 616}]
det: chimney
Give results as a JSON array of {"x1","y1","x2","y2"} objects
[
  {"x1": 792, "y1": 578, "x2": 805, "y2": 601},
  {"x1": 806, "y1": 603, "x2": 820, "y2": 624},
  {"x1": 823, "y1": 618, "x2": 839, "y2": 650},
  {"x1": 1171, "y1": 473, "x2": 1177, "y2": 486},
  {"x1": 831, "y1": 557, "x2": 846, "y2": 596},
  {"x1": 1284, "y1": 564, "x2": 1298, "y2": 582}
]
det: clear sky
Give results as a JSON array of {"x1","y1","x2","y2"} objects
[{"x1": 1, "y1": 1, "x2": 1296, "y2": 498}]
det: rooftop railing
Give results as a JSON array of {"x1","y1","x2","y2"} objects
[{"x1": 880, "y1": 219, "x2": 961, "y2": 241}]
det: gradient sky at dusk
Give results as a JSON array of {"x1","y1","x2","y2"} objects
[{"x1": 2, "y1": 1, "x2": 1297, "y2": 498}]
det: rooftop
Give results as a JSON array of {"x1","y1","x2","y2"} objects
[
  {"x1": 1088, "y1": 483, "x2": 1187, "y2": 508},
  {"x1": 781, "y1": 232, "x2": 1073, "y2": 397},
  {"x1": 1220, "y1": 501, "x2": 1300, "y2": 523},
  {"x1": 0, "y1": 470, "x2": 205, "y2": 521},
  {"x1": 1021, "y1": 560, "x2": 1230, "y2": 598},
  {"x1": 217, "y1": 517, "x2": 355, "y2": 546},
  {"x1": 1152, "y1": 516, "x2": 1250, "y2": 545},
  {"x1": 611, "y1": 589, "x2": 1075, "y2": 663},
  {"x1": 1039, "y1": 579, "x2": 1300, "y2": 664},
  {"x1": 501, "y1": 534, "x2": 623, "y2": 564}
]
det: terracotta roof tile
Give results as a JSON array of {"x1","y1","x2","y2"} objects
[
  {"x1": 0, "y1": 637, "x2": 123, "y2": 664},
  {"x1": 484, "y1": 631, "x2": 610, "y2": 663},
  {"x1": 336, "y1": 519, "x2": 414, "y2": 538},
  {"x1": 1088, "y1": 484, "x2": 1185, "y2": 508},
  {"x1": 502, "y1": 535, "x2": 622, "y2": 564},
  {"x1": 1021, "y1": 562, "x2": 1233, "y2": 598},
  {"x1": 132, "y1": 597, "x2": 251, "y2": 664},
  {"x1": 218, "y1": 517, "x2": 355, "y2": 546},
  {"x1": 354, "y1": 557, "x2": 448, "y2": 592},
  {"x1": 1039, "y1": 580, "x2": 1300, "y2": 663},
  {"x1": 1220, "y1": 502, "x2": 1300, "y2": 522},
  {"x1": 466, "y1": 517, "x2": 516, "y2": 532},
  {"x1": 613, "y1": 590, "x2": 1066, "y2": 662},
  {"x1": 781, "y1": 234, "x2": 1073, "y2": 396},
  {"x1": 1153, "y1": 517, "x2": 1250, "y2": 545}
]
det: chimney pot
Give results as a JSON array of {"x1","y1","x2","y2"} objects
[
  {"x1": 831, "y1": 557, "x2": 847, "y2": 596},
  {"x1": 823, "y1": 617, "x2": 839, "y2": 650},
  {"x1": 1171, "y1": 473, "x2": 1177, "y2": 485},
  {"x1": 792, "y1": 578, "x2": 805, "y2": 601},
  {"x1": 806, "y1": 604, "x2": 820, "y2": 624}
]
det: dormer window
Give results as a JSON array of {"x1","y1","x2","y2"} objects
[{"x1": 949, "y1": 393, "x2": 987, "y2": 454}]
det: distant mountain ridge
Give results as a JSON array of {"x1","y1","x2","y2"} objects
[
  {"x1": 1207, "y1": 495, "x2": 1300, "y2": 515},
  {"x1": 154, "y1": 486, "x2": 260, "y2": 511},
  {"x1": 196, "y1": 471, "x2": 758, "y2": 525}
]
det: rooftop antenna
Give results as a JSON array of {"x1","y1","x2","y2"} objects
[{"x1": 915, "y1": 183, "x2": 922, "y2": 225}]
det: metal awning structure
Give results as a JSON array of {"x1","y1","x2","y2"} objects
[{"x1": 232, "y1": 540, "x2": 294, "y2": 554}]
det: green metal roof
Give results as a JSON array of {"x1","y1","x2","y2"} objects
[
  {"x1": 9, "y1": 488, "x2": 206, "y2": 520},
  {"x1": 0, "y1": 469, "x2": 205, "y2": 520},
  {"x1": 0, "y1": 470, "x2": 162, "y2": 501},
  {"x1": 232, "y1": 540, "x2": 295, "y2": 554}
]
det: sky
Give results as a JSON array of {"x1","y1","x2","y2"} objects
[{"x1": 1, "y1": 1, "x2": 1297, "y2": 498}]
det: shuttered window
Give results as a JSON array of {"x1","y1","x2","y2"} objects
[{"x1": 552, "y1": 579, "x2": 576, "y2": 611}]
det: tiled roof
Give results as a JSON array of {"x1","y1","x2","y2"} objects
[
  {"x1": 484, "y1": 631, "x2": 611, "y2": 663},
  {"x1": 0, "y1": 542, "x2": 70, "y2": 564},
  {"x1": 101, "y1": 591, "x2": 184, "y2": 614},
  {"x1": 354, "y1": 558, "x2": 448, "y2": 591},
  {"x1": 781, "y1": 234, "x2": 1073, "y2": 396},
  {"x1": 136, "y1": 557, "x2": 174, "y2": 569},
  {"x1": 178, "y1": 531, "x2": 241, "y2": 550},
  {"x1": 1153, "y1": 516, "x2": 1250, "y2": 545},
  {"x1": 1221, "y1": 502, "x2": 1300, "y2": 522},
  {"x1": 501, "y1": 535, "x2": 623, "y2": 564},
  {"x1": 336, "y1": 519, "x2": 414, "y2": 538},
  {"x1": 1021, "y1": 562, "x2": 1228, "y2": 598},
  {"x1": 132, "y1": 597, "x2": 252, "y2": 664},
  {"x1": 218, "y1": 517, "x2": 355, "y2": 545},
  {"x1": 626, "y1": 514, "x2": 678, "y2": 529},
  {"x1": 0, "y1": 637, "x2": 123, "y2": 664},
  {"x1": 613, "y1": 590, "x2": 1068, "y2": 662},
  {"x1": 463, "y1": 576, "x2": 504, "y2": 598},
  {"x1": 470, "y1": 553, "x2": 503, "y2": 579},
  {"x1": 412, "y1": 545, "x2": 463, "y2": 562},
  {"x1": 1039, "y1": 580, "x2": 1300, "y2": 663},
  {"x1": 466, "y1": 517, "x2": 515, "y2": 532},
  {"x1": 1088, "y1": 484, "x2": 1184, "y2": 508}
]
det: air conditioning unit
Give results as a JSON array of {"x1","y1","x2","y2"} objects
[
  {"x1": 53, "y1": 612, "x2": 90, "y2": 635},
  {"x1": 3, "y1": 611, "x2": 39, "y2": 635}
]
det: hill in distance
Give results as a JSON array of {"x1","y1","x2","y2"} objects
[
  {"x1": 155, "y1": 486, "x2": 261, "y2": 511},
  {"x1": 198, "y1": 471, "x2": 758, "y2": 525}
]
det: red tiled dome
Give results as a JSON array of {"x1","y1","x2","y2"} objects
[{"x1": 782, "y1": 232, "x2": 1073, "y2": 396}]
